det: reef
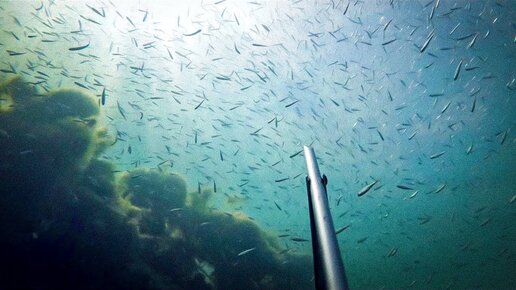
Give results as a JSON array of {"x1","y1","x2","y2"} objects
[{"x1": 0, "y1": 76, "x2": 313, "y2": 290}]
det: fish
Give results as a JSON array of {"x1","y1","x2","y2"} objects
[
  {"x1": 7, "y1": 50, "x2": 26, "y2": 56},
  {"x1": 86, "y1": 4, "x2": 105, "y2": 17},
  {"x1": 453, "y1": 60, "x2": 463, "y2": 80},
  {"x1": 289, "y1": 150, "x2": 303, "y2": 158},
  {"x1": 183, "y1": 29, "x2": 202, "y2": 36},
  {"x1": 357, "y1": 180, "x2": 378, "y2": 197},
  {"x1": 454, "y1": 32, "x2": 476, "y2": 41},
  {"x1": 383, "y1": 19, "x2": 392, "y2": 31},
  {"x1": 429, "y1": 151, "x2": 445, "y2": 159},
  {"x1": 387, "y1": 90, "x2": 393, "y2": 101},
  {"x1": 101, "y1": 87, "x2": 106, "y2": 105},
  {"x1": 435, "y1": 183, "x2": 446, "y2": 193},
  {"x1": 291, "y1": 237, "x2": 309, "y2": 242},
  {"x1": 480, "y1": 218, "x2": 490, "y2": 227},
  {"x1": 382, "y1": 38, "x2": 397, "y2": 46},
  {"x1": 126, "y1": 16, "x2": 135, "y2": 27},
  {"x1": 419, "y1": 216, "x2": 431, "y2": 225},
  {"x1": 468, "y1": 33, "x2": 479, "y2": 48},
  {"x1": 357, "y1": 237, "x2": 368, "y2": 243},
  {"x1": 343, "y1": 1, "x2": 350, "y2": 15},
  {"x1": 336, "y1": 195, "x2": 343, "y2": 206},
  {"x1": 234, "y1": 43, "x2": 240, "y2": 54},
  {"x1": 271, "y1": 160, "x2": 282, "y2": 166},
  {"x1": 449, "y1": 23, "x2": 461, "y2": 35},
  {"x1": 250, "y1": 127, "x2": 262, "y2": 136},
  {"x1": 166, "y1": 48, "x2": 174, "y2": 60},
  {"x1": 74, "y1": 82, "x2": 89, "y2": 89},
  {"x1": 466, "y1": 144, "x2": 473, "y2": 154},
  {"x1": 499, "y1": 130, "x2": 507, "y2": 144},
  {"x1": 420, "y1": 32, "x2": 434, "y2": 53},
  {"x1": 81, "y1": 15, "x2": 101, "y2": 25},
  {"x1": 441, "y1": 101, "x2": 451, "y2": 113},
  {"x1": 285, "y1": 100, "x2": 299, "y2": 108},
  {"x1": 292, "y1": 173, "x2": 303, "y2": 180},
  {"x1": 158, "y1": 160, "x2": 170, "y2": 167},
  {"x1": 387, "y1": 248, "x2": 398, "y2": 257},
  {"x1": 237, "y1": 247, "x2": 256, "y2": 256},
  {"x1": 117, "y1": 101, "x2": 127, "y2": 120},
  {"x1": 34, "y1": 2, "x2": 43, "y2": 11},
  {"x1": 274, "y1": 201, "x2": 282, "y2": 211},
  {"x1": 69, "y1": 42, "x2": 90, "y2": 51},
  {"x1": 429, "y1": 5, "x2": 436, "y2": 20},
  {"x1": 194, "y1": 100, "x2": 204, "y2": 110},
  {"x1": 335, "y1": 224, "x2": 351, "y2": 235},
  {"x1": 376, "y1": 130, "x2": 384, "y2": 141}
]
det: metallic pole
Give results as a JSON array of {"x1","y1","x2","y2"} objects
[{"x1": 303, "y1": 145, "x2": 349, "y2": 290}]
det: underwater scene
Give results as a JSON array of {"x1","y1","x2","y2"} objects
[{"x1": 0, "y1": 0, "x2": 514, "y2": 289}]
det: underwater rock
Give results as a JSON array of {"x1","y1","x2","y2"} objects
[
  {"x1": 0, "y1": 77, "x2": 107, "y2": 195},
  {"x1": 180, "y1": 210, "x2": 313, "y2": 290},
  {"x1": 0, "y1": 77, "x2": 150, "y2": 290},
  {"x1": 187, "y1": 186, "x2": 214, "y2": 213},
  {"x1": 81, "y1": 159, "x2": 117, "y2": 198},
  {"x1": 0, "y1": 77, "x2": 99, "y2": 123},
  {"x1": 121, "y1": 168, "x2": 187, "y2": 211},
  {"x1": 120, "y1": 168, "x2": 187, "y2": 236},
  {"x1": 0, "y1": 77, "x2": 35, "y2": 113},
  {"x1": 39, "y1": 89, "x2": 99, "y2": 121},
  {"x1": 0, "y1": 76, "x2": 313, "y2": 290}
]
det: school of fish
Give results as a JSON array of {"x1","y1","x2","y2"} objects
[{"x1": 0, "y1": 0, "x2": 514, "y2": 288}]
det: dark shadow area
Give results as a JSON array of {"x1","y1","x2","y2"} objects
[{"x1": 0, "y1": 76, "x2": 313, "y2": 290}]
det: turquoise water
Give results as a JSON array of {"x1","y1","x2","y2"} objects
[{"x1": 0, "y1": 0, "x2": 514, "y2": 289}]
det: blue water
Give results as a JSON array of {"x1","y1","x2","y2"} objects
[{"x1": 0, "y1": 0, "x2": 514, "y2": 289}]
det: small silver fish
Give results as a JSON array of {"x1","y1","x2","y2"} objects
[
  {"x1": 237, "y1": 247, "x2": 256, "y2": 256},
  {"x1": 357, "y1": 180, "x2": 378, "y2": 197}
]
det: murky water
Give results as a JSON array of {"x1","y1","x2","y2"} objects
[{"x1": 0, "y1": 0, "x2": 514, "y2": 289}]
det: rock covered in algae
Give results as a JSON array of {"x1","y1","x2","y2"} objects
[
  {"x1": 0, "y1": 77, "x2": 108, "y2": 194},
  {"x1": 0, "y1": 77, "x2": 144, "y2": 289},
  {"x1": 121, "y1": 169, "x2": 187, "y2": 211},
  {"x1": 0, "y1": 76, "x2": 314, "y2": 290}
]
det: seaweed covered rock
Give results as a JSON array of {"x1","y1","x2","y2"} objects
[
  {"x1": 171, "y1": 208, "x2": 313, "y2": 290},
  {"x1": 37, "y1": 89, "x2": 100, "y2": 121},
  {"x1": 0, "y1": 77, "x2": 107, "y2": 195},
  {"x1": 121, "y1": 169, "x2": 187, "y2": 211},
  {"x1": 80, "y1": 159, "x2": 117, "y2": 198},
  {"x1": 0, "y1": 77, "x2": 148, "y2": 290},
  {"x1": 0, "y1": 76, "x2": 314, "y2": 290},
  {"x1": 0, "y1": 77, "x2": 108, "y2": 247},
  {"x1": 120, "y1": 169, "x2": 187, "y2": 235}
]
